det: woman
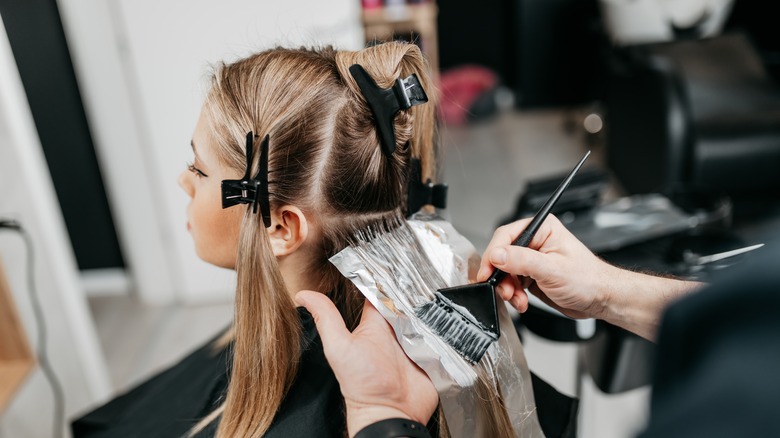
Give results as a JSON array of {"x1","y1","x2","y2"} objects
[{"x1": 72, "y1": 41, "x2": 440, "y2": 437}]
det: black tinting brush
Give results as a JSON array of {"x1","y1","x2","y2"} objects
[{"x1": 416, "y1": 151, "x2": 591, "y2": 363}]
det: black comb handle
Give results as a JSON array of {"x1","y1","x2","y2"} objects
[{"x1": 487, "y1": 150, "x2": 591, "y2": 286}]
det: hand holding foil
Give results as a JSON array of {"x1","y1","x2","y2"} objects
[{"x1": 295, "y1": 291, "x2": 438, "y2": 435}]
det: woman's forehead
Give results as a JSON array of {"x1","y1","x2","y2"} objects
[{"x1": 193, "y1": 107, "x2": 247, "y2": 174}]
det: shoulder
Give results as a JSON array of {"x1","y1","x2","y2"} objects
[
  {"x1": 643, "y1": 238, "x2": 780, "y2": 438},
  {"x1": 72, "y1": 328, "x2": 231, "y2": 437},
  {"x1": 260, "y1": 308, "x2": 346, "y2": 437}
]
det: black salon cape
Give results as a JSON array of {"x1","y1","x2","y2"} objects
[
  {"x1": 71, "y1": 308, "x2": 345, "y2": 438},
  {"x1": 639, "y1": 238, "x2": 780, "y2": 437}
]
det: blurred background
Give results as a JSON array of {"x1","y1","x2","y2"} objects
[{"x1": 1, "y1": 0, "x2": 779, "y2": 436}]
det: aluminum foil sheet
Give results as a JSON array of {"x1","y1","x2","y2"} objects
[{"x1": 330, "y1": 213, "x2": 544, "y2": 437}]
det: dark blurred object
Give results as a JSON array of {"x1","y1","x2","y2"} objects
[
  {"x1": 499, "y1": 167, "x2": 699, "y2": 253},
  {"x1": 438, "y1": 65, "x2": 500, "y2": 125},
  {"x1": 726, "y1": 0, "x2": 780, "y2": 84},
  {"x1": 501, "y1": 169, "x2": 748, "y2": 279},
  {"x1": 0, "y1": 0, "x2": 125, "y2": 270},
  {"x1": 666, "y1": 188, "x2": 733, "y2": 230},
  {"x1": 530, "y1": 373, "x2": 579, "y2": 438},
  {"x1": 567, "y1": 194, "x2": 695, "y2": 253},
  {"x1": 437, "y1": 0, "x2": 607, "y2": 109},
  {"x1": 515, "y1": 305, "x2": 582, "y2": 343},
  {"x1": 511, "y1": 0, "x2": 607, "y2": 108},
  {"x1": 583, "y1": 321, "x2": 655, "y2": 394},
  {"x1": 499, "y1": 166, "x2": 609, "y2": 224},
  {"x1": 595, "y1": 188, "x2": 752, "y2": 283},
  {"x1": 606, "y1": 32, "x2": 780, "y2": 197},
  {"x1": 437, "y1": 0, "x2": 514, "y2": 89}
]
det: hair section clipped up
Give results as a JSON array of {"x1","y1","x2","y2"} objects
[
  {"x1": 220, "y1": 132, "x2": 271, "y2": 227},
  {"x1": 348, "y1": 63, "x2": 429, "y2": 156}
]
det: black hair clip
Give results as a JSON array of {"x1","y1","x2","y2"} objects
[
  {"x1": 349, "y1": 64, "x2": 428, "y2": 157},
  {"x1": 221, "y1": 132, "x2": 272, "y2": 228},
  {"x1": 406, "y1": 158, "x2": 447, "y2": 217}
]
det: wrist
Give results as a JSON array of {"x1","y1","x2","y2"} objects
[
  {"x1": 589, "y1": 261, "x2": 624, "y2": 321},
  {"x1": 597, "y1": 265, "x2": 702, "y2": 341},
  {"x1": 347, "y1": 404, "x2": 413, "y2": 437},
  {"x1": 597, "y1": 264, "x2": 637, "y2": 324}
]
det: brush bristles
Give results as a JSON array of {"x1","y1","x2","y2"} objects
[
  {"x1": 416, "y1": 295, "x2": 499, "y2": 364},
  {"x1": 346, "y1": 219, "x2": 497, "y2": 364}
]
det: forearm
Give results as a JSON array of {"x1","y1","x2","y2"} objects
[{"x1": 597, "y1": 264, "x2": 703, "y2": 341}]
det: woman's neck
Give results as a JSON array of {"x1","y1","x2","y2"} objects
[{"x1": 277, "y1": 251, "x2": 321, "y2": 301}]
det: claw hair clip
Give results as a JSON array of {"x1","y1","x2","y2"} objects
[
  {"x1": 406, "y1": 158, "x2": 447, "y2": 217},
  {"x1": 221, "y1": 132, "x2": 272, "y2": 228},
  {"x1": 348, "y1": 64, "x2": 429, "y2": 157}
]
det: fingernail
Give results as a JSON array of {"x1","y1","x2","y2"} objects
[
  {"x1": 477, "y1": 267, "x2": 487, "y2": 280},
  {"x1": 496, "y1": 284, "x2": 505, "y2": 298},
  {"x1": 490, "y1": 248, "x2": 507, "y2": 265}
]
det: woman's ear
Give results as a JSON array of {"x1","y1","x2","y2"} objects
[{"x1": 267, "y1": 205, "x2": 309, "y2": 257}]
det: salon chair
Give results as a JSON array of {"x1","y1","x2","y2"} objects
[{"x1": 606, "y1": 32, "x2": 780, "y2": 197}]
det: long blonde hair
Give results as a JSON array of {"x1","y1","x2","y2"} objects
[{"x1": 192, "y1": 42, "x2": 438, "y2": 437}]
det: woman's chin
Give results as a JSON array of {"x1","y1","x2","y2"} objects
[{"x1": 194, "y1": 247, "x2": 236, "y2": 270}]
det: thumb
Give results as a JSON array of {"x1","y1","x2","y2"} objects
[
  {"x1": 359, "y1": 297, "x2": 388, "y2": 326},
  {"x1": 295, "y1": 290, "x2": 350, "y2": 352},
  {"x1": 488, "y1": 245, "x2": 551, "y2": 279}
]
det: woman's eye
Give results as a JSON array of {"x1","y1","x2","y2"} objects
[{"x1": 187, "y1": 162, "x2": 208, "y2": 178}]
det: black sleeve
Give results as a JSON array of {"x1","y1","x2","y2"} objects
[{"x1": 639, "y1": 239, "x2": 780, "y2": 438}]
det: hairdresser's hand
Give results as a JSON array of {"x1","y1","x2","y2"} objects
[
  {"x1": 477, "y1": 214, "x2": 616, "y2": 320},
  {"x1": 478, "y1": 215, "x2": 703, "y2": 340},
  {"x1": 296, "y1": 291, "x2": 438, "y2": 437}
]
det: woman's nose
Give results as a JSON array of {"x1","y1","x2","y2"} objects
[{"x1": 178, "y1": 170, "x2": 193, "y2": 196}]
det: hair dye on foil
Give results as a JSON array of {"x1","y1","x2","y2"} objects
[{"x1": 330, "y1": 213, "x2": 545, "y2": 438}]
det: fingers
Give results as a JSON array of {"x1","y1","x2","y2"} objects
[
  {"x1": 492, "y1": 275, "x2": 530, "y2": 312},
  {"x1": 526, "y1": 285, "x2": 569, "y2": 317},
  {"x1": 478, "y1": 216, "x2": 561, "y2": 281},
  {"x1": 509, "y1": 291, "x2": 529, "y2": 313},
  {"x1": 495, "y1": 276, "x2": 515, "y2": 301},
  {"x1": 295, "y1": 290, "x2": 350, "y2": 352},
  {"x1": 490, "y1": 245, "x2": 551, "y2": 280},
  {"x1": 478, "y1": 218, "x2": 531, "y2": 281}
]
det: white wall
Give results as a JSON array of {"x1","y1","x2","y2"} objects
[
  {"x1": 59, "y1": 0, "x2": 364, "y2": 303},
  {"x1": 0, "y1": 16, "x2": 111, "y2": 437}
]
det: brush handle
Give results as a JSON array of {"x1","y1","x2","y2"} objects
[{"x1": 487, "y1": 150, "x2": 591, "y2": 286}]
